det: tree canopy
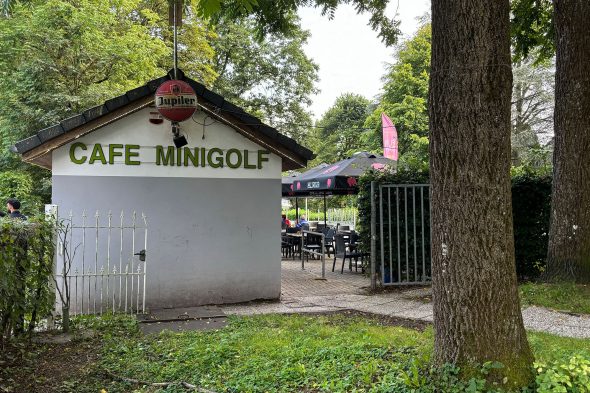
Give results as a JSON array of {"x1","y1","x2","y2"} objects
[
  {"x1": 0, "y1": 0, "x2": 319, "y2": 208},
  {"x1": 363, "y1": 23, "x2": 430, "y2": 171},
  {"x1": 305, "y1": 93, "x2": 371, "y2": 166},
  {"x1": 209, "y1": 16, "x2": 318, "y2": 142}
]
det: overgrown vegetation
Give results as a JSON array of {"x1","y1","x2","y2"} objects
[
  {"x1": 4, "y1": 313, "x2": 589, "y2": 392},
  {"x1": 0, "y1": 216, "x2": 55, "y2": 344}
]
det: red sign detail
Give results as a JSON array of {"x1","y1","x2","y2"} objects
[
  {"x1": 155, "y1": 80, "x2": 197, "y2": 122},
  {"x1": 149, "y1": 110, "x2": 164, "y2": 125},
  {"x1": 346, "y1": 177, "x2": 357, "y2": 187},
  {"x1": 327, "y1": 178, "x2": 332, "y2": 188},
  {"x1": 322, "y1": 165, "x2": 340, "y2": 175}
]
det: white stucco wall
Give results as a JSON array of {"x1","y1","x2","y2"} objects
[{"x1": 52, "y1": 107, "x2": 282, "y2": 310}]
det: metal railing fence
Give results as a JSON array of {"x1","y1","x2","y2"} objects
[
  {"x1": 375, "y1": 184, "x2": 431, "y2": 286},
  {"x1": 300, "y1": 230, "x2": 326, "y2": 279},
  {"x1": 54, "y1": 210, "x2": 148, "y2": 315}
]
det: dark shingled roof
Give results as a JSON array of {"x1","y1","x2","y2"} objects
[{"x1": 12, "y1": 69, "x2": 314, "y2": 165}]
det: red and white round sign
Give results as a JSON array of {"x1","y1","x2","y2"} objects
[{"x1": 155, "y1": 80, "x2": 198, "y2": 122}]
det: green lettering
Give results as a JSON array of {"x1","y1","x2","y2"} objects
[
  {"x1": 184, "y1": 147, "x2": 198, "y2": 166},
  {"x1": 226, "y1": 148, "x2": 242, "y2": 169},
  {"x1": 108, "y1": 144, "x2": 123, "y2": 165},
  {"x1": 243, "y1": 150, "x2": 256, "y2": 169},
  {"x1": 69, "y1": 142, "x2": 87, "y2": 164},
  {"x1": 207, "y1": 148, "x2": 224, "y2": 168},
  {"x1": 257, "y1": 150, "x2": 270, "y2": 169},
  {"x1": 201, "y1": 148, "x2": 206, "y2": 167},
  {"x1": 176, "y1": 147, "x2": 182, "y2": 166},
  {"x1": 89, "y1": 144, "x2": 107, "y2": 165},
  {"x1": 125, "y1": 145, "x2": 140, "y2": 165},
  {"x1": 156, "y1": 145, "x2": 174, "y2": 166}
]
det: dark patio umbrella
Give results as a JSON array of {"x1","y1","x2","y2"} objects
[
  {"x1": 282, "y1": 165, "x2": 329, "y2": 225},
  {"x1": 291, "y1": 152, "x2": 396, "y2": 195},
  {"x1": 281, "y1": 152, "x2": 396, "y2": 227}
]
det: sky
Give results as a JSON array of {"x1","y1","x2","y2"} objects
[{"x1": 298, "y1": 0, "x2": 431, "y2": 119}]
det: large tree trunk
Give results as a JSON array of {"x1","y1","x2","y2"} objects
[
  {"x1": 546, "y1": 0, "x2": 590, "y2": 282},
  {"x1": 429, "y1": 0, "x2": 534, "y2": 387}
]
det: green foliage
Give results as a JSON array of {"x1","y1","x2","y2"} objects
[
  {"x1": 3, "y1": 313, "x2": 590, "y2": 392},
  {"x1": 356, "y1": 167, "x2": 429, "y2": 272},
  {"x1": 196, "y1": 0, "x2": 401, "y2": 47},
  {"x1": 511, "y1": 0, "x2": 555, "y2": 64},
  {"x1": 209, "y1": 16, "x2": 318, "y2": 142},
  {"x1": 535, "y1": 356, "x2": 590, "y2": 393},
  {"x1": 0, "y1": 216, "x2": 55, "y2": 342},
  {"x1": 363, "y1": 23, "x2": 430, "y2": 169},
  {"x1": 305, "y1": 93, "x2": 371, "y2": 166},
  {"x1": 512, "y1": 172, "x2": 552, "y2": 279},
  {"x1": 282, "y1": 207, "x2": 357, "y2": 222},
  {"x1": 0, "y1": 171, "x2": 43, "y2": 214},
  {"x1": 520, "y1": 282, "x2": 590, "y2": 314},
  {"x1": 75, "y1": 314, "x2": 590, "y2": 392},
  {"x1": 357, "y1": 170, "x2": 552, "y2": 281},
  {"x1": 0, "y1": 0, "x2": 174, "y2": 205},
  {"x1": 0, "y1": 0, "x2": 170, "y2": 162}
]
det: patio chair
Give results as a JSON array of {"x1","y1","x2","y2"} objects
[
  {"x1": 323, "y1": 227, "x2": 335, "y2": 257},
  {"x1": 281, "y1": 234, "x2": 295, "y2": 258},
  {"x1": 303, "y1": 231, "x2": 322, "y2": 261},
  {"x1": 332, "y1": 233, "x2": 365, "y2": 274}
]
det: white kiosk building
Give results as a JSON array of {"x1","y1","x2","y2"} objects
[{"x1": 13, "y1": 71, "x2": 313, "y2": 311}]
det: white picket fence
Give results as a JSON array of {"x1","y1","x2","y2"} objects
[{"x1": 54, "y1": 210, "x2": 148, "y2": 316}]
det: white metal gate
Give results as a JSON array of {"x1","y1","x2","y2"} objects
[{"x1": 54, "y1": 210, "x2": 148, "y2": 315}]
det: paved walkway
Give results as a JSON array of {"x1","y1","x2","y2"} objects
[{"x1": 220, "y1": 258, "x2": 590, "y2": 339}]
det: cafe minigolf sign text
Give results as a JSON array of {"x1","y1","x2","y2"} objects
[{"x1": 69, "y1": 142, "x2": 270, "y2": 169}]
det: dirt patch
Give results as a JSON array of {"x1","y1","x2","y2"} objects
[
  {"x1": 286, "y1": 309, "x2": 431, "y2": 331},
  {"x1": 0, "y1": 337, "x2": 100, "y2": 393}
]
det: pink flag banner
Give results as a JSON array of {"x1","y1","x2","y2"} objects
[{"x1": 381, "y1": 113, "x2": 398, "y2": 161}]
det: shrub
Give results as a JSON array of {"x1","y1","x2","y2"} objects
[
  {"x1": 535, "y1": 356, "x2": 590, "y2": 393},
  {"x1": 358, "y1": 169, "x2": 552, "y2": 281},
  {"x1": 0, "y1": 216, "x2": 55, "y2": 342},
  {"x1": 511, "y1": 173, "x2": 551, "y2": 279}
]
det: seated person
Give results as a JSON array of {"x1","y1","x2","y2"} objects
[
  {"x1": 296, "y1": 215, "x2": 309, "y2": 230},
  {"x1": 281, "y1": 214, "x2": 291, "y2": 229}
]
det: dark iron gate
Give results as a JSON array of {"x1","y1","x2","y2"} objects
[{"x1": 370, "y1": 183, "x2": 431, "y2": 287}]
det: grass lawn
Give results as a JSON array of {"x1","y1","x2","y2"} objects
[
  {"x1": 4, "y1": 312, "x2": 589, "y2": 393},
  {"x1": 520, "y1": 282, "x2": 590, "y2": 314}
]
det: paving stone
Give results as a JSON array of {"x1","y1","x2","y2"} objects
[{"x1": 220, "y1": 258, "x2": 590, "y2": 339}]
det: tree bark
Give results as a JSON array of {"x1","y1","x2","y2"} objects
[
  {"x1": 546, "y1": 0, "x2": 590, "y2": 282},
  {"x1": 429, "y1": 0, "x2": 534, "y2": 387}
]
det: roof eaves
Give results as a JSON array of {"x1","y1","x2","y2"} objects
[
  {"x1": 13, "y1": 134, "x2": 42, "y2": 154},
  {"x1": 38, "y1": 124, "x2": 65, "y2": 143}
]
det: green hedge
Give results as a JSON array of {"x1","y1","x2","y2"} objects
[
  {"x1": 0, "y1": 217, "x2": 55, "y2": 342},
  {"x1": 357, "y1": 169, "x2": 551, "y2": 281},
  {"x1": 512, "y1": 173, "x2": 552, "y2": 280}
]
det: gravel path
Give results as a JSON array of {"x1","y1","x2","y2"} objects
[{"x1": 220, "y1": 259, "x2": 590, "y2": 339}]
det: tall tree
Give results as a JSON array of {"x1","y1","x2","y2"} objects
[
  {"x1": 209, "y1": 16, "x2": 318, "y2": 142},
  {"x1": 306, "y1": 93, "x2": 370, "y2": 166},
  {"x1": 363, "y1": 23, "x2": 430, "y2": 170},
  {"x1": 546, "y1": 1, "x2": 590, "y2": 282},
  {"x1": 0, "y1": 0, "x2": 175, "y2": 205},
  {"x1": 429, "y1": 0, "x2": 533, "y2": 386},
  {"x1": 511, "y1": 58, "x2": 554, "y2": 166}
]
